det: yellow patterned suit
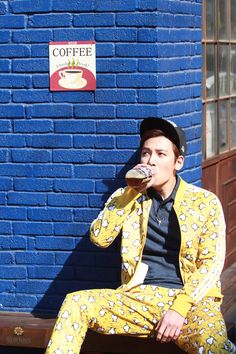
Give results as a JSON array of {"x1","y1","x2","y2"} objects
[{"x1": 46, "y1": 178, "x2": 236, "y2": 354}]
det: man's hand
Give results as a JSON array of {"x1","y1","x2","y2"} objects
[{"x1": 155, "y1": 309, "x2": 185, "y2": 343}]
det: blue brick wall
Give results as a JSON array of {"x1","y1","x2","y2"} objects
[{"x1": 0, "y1": 0, "x2": 202, "y2": 314}]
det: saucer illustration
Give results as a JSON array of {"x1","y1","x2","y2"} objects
[{"x1": 58, "y1": 78, "x2": 87, "y2": 89}]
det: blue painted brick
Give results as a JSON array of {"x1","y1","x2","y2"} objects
[
  {"x1": 14, "y1": 222, "x2": 53, "y2": 236},
  {"x1": 36, "y1": 236, "x2": 75, "y2": 251},
  {"x1": 96, "y1": 120, "x2": 137, "y2": 134},
  {"x1": 138, "y1": 29, "x2": 157, "y2": 42},
  {"x1": 74, "y1": 165, "x2": 116, "y2": 179},
  {"x1": 0, "y1": 90, "x2": 10, "y2": 102},
  {"x1": 0, "y1": 44, "x2": 30, "y2": 57},
  {"x1": 0, "y1": 15, "x2": 25, "y2": 28},
  {"x1": 48, "y1": 194, "x2": 88, "y2": 207},
  {"x1": 53, "y1": 150, "x2": 93, "y2": 163},
  {"x1": 13, "y1": 90, "x2": 51, "y2": 103},
  {"x1": 53, "y1": 91, "x2": 94, "y2": 103},
  {"x1": 31, "y1": 44, "x2": 49, "y2": 58},
  {"x1": 0, "y1": 267, "x2": 26, "y2": 279},
  {"x1": 0, "y1": 253, "x2": 13, "y2": 264},
  {"x1": 138, "y1": 89, "x2": 158, "y2": 103},
  {"x1": 96, "y1": 43, "x2": 115, "y2": 57},
  {"x1": 95, "y1": 179, "x2": 121, "y2": 193},
  {"x1": 12, "y1": 29, "x2": 53, "y2": 43},
  {"x1": 94, "y1": 0, "x2": 136, "y2": 12},
  {"x1": 26, "y1": 104, "x2": 72, "y2": 118},
  {"x1": 52, "y1": 0, "x2": 94, "y2": 12},
  {"x1": 95, "y1": 90, "x2": 136, "y2": 103},
  {"x1": 32, "y1": 165, "x2": 72, "y2": 178},
  {"x1": 138, "y1": 59, "x2": 158, "y2": 72},
  {"x1": 12, "y1": 59, "x2": 49, "y2": 73},
  {"x1": 96, "y1": 74, "x2": 116, "y2": 88},
  {"x1": 14, "y1": 120, "x2": 53, "y2": 133},
  {"x1": 117, "y1": 105, "x2": 157, "y2": 118},
  {"x1": 0, "y1": 207, "x2": 27, "y2": 220},
  {"x1": 0, "y1": 59, "x2": 10, "y2": 72},
  {"x1": 94, "y1": 150, "x2": 134, "y2": 163},
  {"x1": 74, "y1": 209, "x2": 99, "y2": 222},
  {"x1": 0, "y1": 221, "x2": 11, "y2": 235},
  {"x1": 0, "y1": 149, "x2": 8, "y2": 162},
  {"x1": 8, "y1": 193, "x2": 47, "y2": 206},
  {"x1": 116, "y1": 44, "x2": 158, "y2": 57},
  {"x1": 74, "y1": 14, "x2": 115, "y2": 27},
  {"x1": 28, "y1": 266, "x2": 74, "y2": 280},
  {"x1": 89, "y1": 194, "x2": 109, "y2": 208},
  {"x1": 0, "y1": 164, "x2": 31, "y2": 177},
  {"x1": 97, "y1": 59, "x2": 137, "y2": 73},
  {"x1": 15, "y1": 280, "x2": 52, "y2": 293},
  {"x1": 0, "y1": 105, "x2": 24, "y2": 118},
  {"x1": 0, "y1": 178, "x2": 12, "y2": 190},
  {"x1": 0, "y1": 281, "x2": 15, "y2": 293},
  {"x1": 0, "y1": 236, "x2": 26, "y2": 250},
  {"x1": 55, "y1": 252, "x2": 95, "y2": 266},
  {"x1": 12, "y1": 149, "x2": 51, "y2": 163},
  {"x1": 116, "y1": 74, "x2": 158, "y2": 88},
  {"x1": 54, "y1": 222, "x2": 89, "y2": 236},
  {"x1": 54, "y1": 120, "x2": 95, "y2": 133},
  {"x1": 116, "y1": 135, "x2": 140, "y2": 149},
  {"x1": 0, "y1": 120, "x2": 11, "y2": 132},
  {"x1": 10, "y1": 0, "x2": 52, "y2": 13},
  {"x1": 54, "y1": 179, "x2": 94, "y2": 193},
  {"x1": 30, "y1": 135, "x2": 72, "y2": 148},
  {"x1": 0, "y1": 135, "x2": 26, "y2": 146},
  {"x1": 96, "y1": 29, "x2": 137, "y2": 42},
  {"x1": 15, "y1": 252, "x2": 54, "y2": 265},
  {"x1": 116, "y1": 13, "x2": 157, "y2": 27},
  {"x1": 74, "y1": 135, "x2": 115, "y2": 149},
  {"x1": 53, "y1": 29, "x2": 94, "y2": 41},
  {"x1": 0, "y1": 2, "x2": 7, "y2": 15},
  {"x1": 28, "y1": 208, "x2": 72, "y2": 222},
  {"x1": 0, "y1": 74, "x2": 31, "y2": 88},
  {"x1": 76, "y1": 266, "x2": 118, "y2": 282},
  {"x1": 74, "y1": 105, "x2": 115, "y2": 118},
  {"x1": 14, "y1": 178, "x2": 53, "y2": 192},
  {"x1": 0, "y1": 31, "x2": 10, "y2": 43},
  {"x1": 137, "y1": 0, "x2": 159, "y2": 11},
  {"x1": 29, "y1": 14, "x2": 72, "y2": 28},
  {"x1": 0, "y1": 294, "x2": 37, "y2": 308},
  {"x1": 32, "y1": 75, "x2": 49, "y2": 88}
]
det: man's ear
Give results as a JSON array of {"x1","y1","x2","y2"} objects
[{"x1": 175, "y1": 155, "x2": 184, "y2": 171}]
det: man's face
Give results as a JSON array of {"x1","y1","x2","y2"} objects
[{"x1": 140, "y1": 136, "x2": 184, "y2": 189}]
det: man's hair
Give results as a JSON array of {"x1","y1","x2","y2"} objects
[{"x1": 140, "y1": 129, "x2": 180, "y2": 161}]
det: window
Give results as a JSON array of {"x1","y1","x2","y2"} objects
[{"x1": 202, "y1": 0, "x2": 236, "y2": 159}]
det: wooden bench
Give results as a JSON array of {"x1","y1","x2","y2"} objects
[
  {"x1": 0, "y1": 261, "x2": 235, "y2": 353},
  {"x1": 0, "y1": 311, "x2": 184, "y2": 354}
]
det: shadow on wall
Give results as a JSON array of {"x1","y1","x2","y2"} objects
[{"x1": 33, "y1": 150, "x2": 140, "y2": 316}]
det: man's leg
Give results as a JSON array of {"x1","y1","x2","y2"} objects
[
  {"x1": 45, "y1": 285, "x2": 177, "y2": 354},
  {"x1": 176, "y1": 297, "x2": 236, "y2": 354}
]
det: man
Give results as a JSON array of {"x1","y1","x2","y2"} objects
[{"x1": 46, "y1": 118, "x2": 235, "y2": 354}]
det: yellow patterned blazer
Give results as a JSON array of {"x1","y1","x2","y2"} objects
[{"x1": 90, "y1": 178, "x2": 226, "y2": 318}]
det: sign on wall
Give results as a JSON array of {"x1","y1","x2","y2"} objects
[{"x1": 49, "y1": 41, "x2": 96, "y2": 91}]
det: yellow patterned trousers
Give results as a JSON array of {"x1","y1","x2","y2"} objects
[{"x1": 45, "y1": 285, "x2": 235, "y2": 354}]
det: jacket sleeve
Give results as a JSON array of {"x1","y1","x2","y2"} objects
[
  {"x1": 170, "y1": 194, "x2": 226, "y2": 318},
  {"x1": 90, "y1": 186, "x2": 141, "y2": 248}
]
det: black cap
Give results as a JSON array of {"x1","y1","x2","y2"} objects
[{"x1": 140, "y1": 118, "x2": 186, "y2": 157}]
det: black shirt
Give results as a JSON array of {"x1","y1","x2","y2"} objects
[{"x1": 142, "y1": 176, "x2": 183, "y2": 289}]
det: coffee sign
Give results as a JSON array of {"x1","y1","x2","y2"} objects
[{"x1": 49, "y1": 41, "x2": 96, "y2": 91}]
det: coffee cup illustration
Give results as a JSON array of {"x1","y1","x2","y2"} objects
[{"x1": 58, "y1": 68, "x2": 86, "y2": 89}]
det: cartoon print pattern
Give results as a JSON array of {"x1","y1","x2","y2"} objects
[
  {"x1": 46, "y1": 286, "x2": 235, "y2": 354},
  {"x1": 90, "y1": 180, "x2": 226, "y2": 317}
]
